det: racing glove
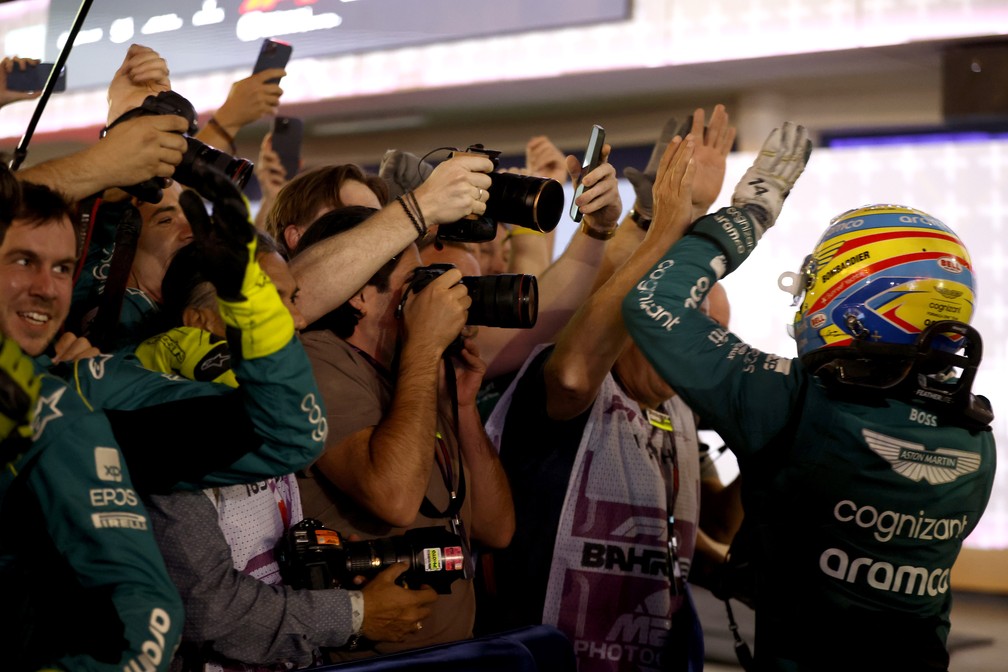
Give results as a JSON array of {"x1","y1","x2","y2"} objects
[
  {"x1": 0, "y1": 333, "x2": 41, "y2": 459},
  {"x1": 179, "y1": 165, "x2": 293, "y2": 360},
  {"x1": 622, "y1": 115, "x2": 686, "y2": 221},
  {"x1": 690, "y1": 121, "x2": 812, "y2": 273}
]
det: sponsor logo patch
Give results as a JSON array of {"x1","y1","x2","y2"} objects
[
  {"x1": 91, "y1": 511, "x2": 148, "y2": 530},
  {"x1": 95, "y1": 447, "x2": 123, "y2": 482},
  {"x1": 863, "y1": 429, "x2": 981, "y2": 484}
]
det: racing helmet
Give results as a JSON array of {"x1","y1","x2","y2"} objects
[{"x1": 779, "y1": 204, "x2": 975, "y2": 369}]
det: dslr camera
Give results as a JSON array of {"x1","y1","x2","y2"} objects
[
  {"x1": 439, "y1": 144, "x2": 564, "y2": 243},
  {"x1": 101, "y1": 90, "x2": 254, "y2": 203},
  {"x1": 407, "y1": 263, "x2": 538, "y2": 329},
  {"x1": 275, "y1": 518, "x2": 468, "y2": 595}
]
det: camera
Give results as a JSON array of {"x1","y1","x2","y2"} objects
[
  {"x1": 408, "y1": 263, "x2": 538, "y2": 329},
  {"x1": 275, "y1": 518, "x2": 468, "y2": 595},
  {"x1": 438, "y1": 144, "x2": 564, "y2": 243},
  {"x1": 101, "y1": 90, "x2": 254, "y2": 203}
]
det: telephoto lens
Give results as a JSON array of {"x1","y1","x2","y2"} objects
[{"x1": 276, "y1": 518, "x2": 469, "y2": 594}]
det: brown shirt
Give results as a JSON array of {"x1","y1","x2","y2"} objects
[{"x1": 297, "y1": 329, "x2": 475, "y2": 658}]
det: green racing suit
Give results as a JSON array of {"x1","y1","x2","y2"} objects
[
  {"x1": 1, "y1": 245, "x2": 327, "y2": 670},
  {"x1": 621, "y1": 209, "x2": 996, "y2": 671}
]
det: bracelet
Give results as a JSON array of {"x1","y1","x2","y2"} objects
[
  {"x1": 404, "y1": 190, "x2": 428, "y2": 234},
  {"x1": 397, "y1": 194, "x2": 427, "y2": 241},
  {"x1": 580, "y1": 221, "x2": 616, "y2": 241},
  {"x1": 628, "y1": 207, "x2": 652, "y2": 232},
  {"x1": 207, "y1": 116, "x2": 237, "y2": 153}
]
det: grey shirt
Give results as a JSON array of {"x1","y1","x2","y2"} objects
[{"x1": 147, "y1": 488, "x2": 356, "y2": 669}]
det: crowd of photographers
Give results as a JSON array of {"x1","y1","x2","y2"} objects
[{"x1": 1, "y1": 39, "x2": 996, "y2": 672}]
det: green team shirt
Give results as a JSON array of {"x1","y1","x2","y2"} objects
[
  {"x1": 1, "y1": 368, "x2": 185, "y2": 671},
  {"x1": 622, "y1": 231, "x2": 996, "y2": 671},
  {"x1": 1, "y1": 331, "x2": 326, "y2": 669}
]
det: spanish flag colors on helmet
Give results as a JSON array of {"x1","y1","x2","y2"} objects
[{"x1": 788, "y1": 204, "x2": 975, "y2": 363}]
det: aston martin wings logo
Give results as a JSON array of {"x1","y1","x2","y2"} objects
[
  {"x1": 935, "y1": 287, "x2": 963, "y2": 300},
  {"x1": 863, "y1": 429, "x2": 981, "y2": 484}
]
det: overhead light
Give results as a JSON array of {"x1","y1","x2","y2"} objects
[{"x1": 313, "y1": 114, "x2": 426, "y2": 136}]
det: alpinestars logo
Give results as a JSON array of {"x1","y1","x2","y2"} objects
[
  {"x1": 863, "y1": 429, "x2": 981, "y2": 484},
  {"x1": 32, "y1": 386, "x2": 66, "y2": 438},
  {"x1": 87, "y1": 353, "x2": 115, "y2": 380}
]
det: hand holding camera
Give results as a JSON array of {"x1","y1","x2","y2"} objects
[
  {"x1": 360, "y1": 563, "x2": 438, "y2": 643},
  {"x1": 92, "y1": 114, "x2": 189, "y2": 197},
  {"x1": 412, "y1": 152, "x2": 494, "y2": 233},
  {"x1": 399, "y1": 266, "x2": 472, "y2": 359},
  {"x1": 102, "y1": 90, "x2": 254, "y2": 204}
]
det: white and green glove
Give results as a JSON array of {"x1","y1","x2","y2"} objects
[
  {"x1": 731, "y1": 120, "x2": 812, "y2": 237},
  {"x1": 691, "y1": 121, "x2": 812, "y2": 273}
]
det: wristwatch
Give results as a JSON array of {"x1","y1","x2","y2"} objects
[{"x1": 628, "y1": 207, "x2": 651, "y2": 232}]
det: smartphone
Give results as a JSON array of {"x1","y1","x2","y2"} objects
[
  {"x1": 6, "y1": 62, "x2": 66, "y2": 92},
  {"x1": 570, "y1": 124, "x2": 606, "y2": 223},
  {"x1": 271, "y1": 116, "x2": 303, "y2": 180},
  {"x1": 253, "y1": 39, "x2": 292, "y2": 84}
]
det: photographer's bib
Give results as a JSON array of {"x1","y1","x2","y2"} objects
[{"x1": 489, "y1": 354, "x2": 701, "y2": 672}]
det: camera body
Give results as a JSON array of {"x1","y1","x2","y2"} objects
[
  {"x1": 102, "y1": 90, "x2": 254, "y2": 203},
  {"x1": 275, "y1": 518, "x2": 468, "y2": 595},
  {"x1": 439, "y1": 145, "x2": 564, "y2": 243},
  {"x1": 408, "y1": 263, "x2": 538, "y2": 329}
]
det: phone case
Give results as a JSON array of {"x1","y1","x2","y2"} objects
[
  {"x1": 253, "y1": 39, "x2": 293, "y2": 84},
  {"x1": 272, "y1": 116, "x2": 303, "y2": 180},
  {"x1": 6, "y1": 63, "x2": 66, "y2": 92},
  {"x1": 570, "y1": 124, "x2": 606, "y2": 222}
]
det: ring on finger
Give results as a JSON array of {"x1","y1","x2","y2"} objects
[{"x1": 416, "y1": 621, "x2": 423, "y2": 631}]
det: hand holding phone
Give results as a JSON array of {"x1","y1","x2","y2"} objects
[
  {"x1": 253, "y1": 39, "x2": 292, "y2": 84},
  {"x1": 570, "y1": 124, "x2": 606, "y2": 223},
  {"x1": 6, "y1": 62, "x2": 66, "y2": 93},
  {"x1": 271, "y1": 116, "x2": 303, "y2": 180}
]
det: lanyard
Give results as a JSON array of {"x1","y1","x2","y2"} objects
[
  {"x1": 644, "y1": 407, "x2": 684, "y2": 596},
  {"x1": 420, "y1": 430, "x2": 466, "y2": 520}
]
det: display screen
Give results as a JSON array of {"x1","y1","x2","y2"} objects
[{"x1": 45, "y1": 0, "x2": 631, "y2": 91}]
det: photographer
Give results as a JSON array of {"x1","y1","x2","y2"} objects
[
  {"x1": 291, "y1": 205, "x2": 514, "y2": 661},
  {"x1": 379, "y1": 137, "x2": 624, "y2": 426},
  {"x1": 137, "y1": 232, "x2": 436, "y2": 669}
]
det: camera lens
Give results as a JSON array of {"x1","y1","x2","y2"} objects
[
  {"x1": 486, "y1": 173, "x2": 563, "y2": 234},
  {"x1": 343, "y1": 537, "x2": 413, "y2": 576},
  {"x1": 175, "y1": 137, "x2": 255, "y2": 191},
  {"x1": 461, "y1": 273, "x2": 538, "y2": 328}
]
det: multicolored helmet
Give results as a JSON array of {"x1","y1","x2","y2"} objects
[{"x1": 779, "y1": 204, "x2": 975, "y2": 368}]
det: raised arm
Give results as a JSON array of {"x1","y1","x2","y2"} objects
[
  {"x1": 475, "y1": 142, "x2": 622, "y2": 379},
  {"x1": 289, "y1": 153, "x2": 494, "y2": 325},
  {"x1": 546, "y1": 134, "x2": 696, "y2": 419}
]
